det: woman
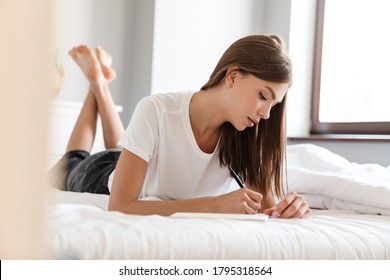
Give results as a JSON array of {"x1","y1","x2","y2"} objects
[{"x1": 50, "y1": 35, "x2": 311, "y2": 219}]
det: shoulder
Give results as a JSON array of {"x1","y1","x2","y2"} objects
[{"x1": 138, "y1": 91, "x2": 194, "y2": 110}]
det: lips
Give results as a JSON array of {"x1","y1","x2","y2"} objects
[{"x1": 247, "y1": 117, "x2": 256, "y2": 127}]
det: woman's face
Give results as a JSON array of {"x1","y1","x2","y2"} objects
[{"x1": 227, "y1": 71, "x2": 288, "y2": 131}]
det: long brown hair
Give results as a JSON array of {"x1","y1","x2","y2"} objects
[{"x1": 201, "y1": 35, "x2": 292, "y2": 199}]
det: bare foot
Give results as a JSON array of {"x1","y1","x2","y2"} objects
[
  {"x1": 68, "y1": 45, "x2": 104, "y2": 84},
  {"x1": 96, "y1": 46, "x2": 116, "y2": 82}
]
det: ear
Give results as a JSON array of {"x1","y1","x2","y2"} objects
[{"x1": 225, "y1": 66, "x2": 240, "y2": 88}]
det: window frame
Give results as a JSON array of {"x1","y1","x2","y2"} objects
[{"x1": 311, "y1": 0, "x2": 390, "y2": 135}]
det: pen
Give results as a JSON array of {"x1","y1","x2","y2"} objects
[{"x1": 229, "y1": 167, "x2": 245, "y2": 188}]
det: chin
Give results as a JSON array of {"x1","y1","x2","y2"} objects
[
  {"x1": 229, "y1": 120, "x2": 247, "y2": 131},
  {"x1": 233, "y1": 124, "x2": 247, "y2": 131}
]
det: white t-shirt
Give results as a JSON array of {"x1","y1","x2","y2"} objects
[{"x1": 108, "y1": 91, "x2": 236, "y2": 200}]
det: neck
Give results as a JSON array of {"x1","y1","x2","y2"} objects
[
  {"x1": 190, "y1": 88, "x2": 227, "y2": 135},
  {"x1": 189, "y1": 87, "x2": 227, "y2": 153}
]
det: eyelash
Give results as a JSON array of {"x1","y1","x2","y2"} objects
[{"x1": 259, "y1": 92, "x2": 267, "y2": 101}]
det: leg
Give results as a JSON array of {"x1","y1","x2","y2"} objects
[
  {"x1": 96, "y1": 46, "x2": 116, "y2": 82},
  {"x1": 89, "y1": 82, "x2": 124, "y2": 149},
  {"x1": 66, "y1": 45, "x2": 124, "y2": 152},
  {"x1": 66, "y1": 89, "x2": 98, "y2": 152},
  {"x1": 65, "y1": 45, "x2": 101, "y2": 152},
  {"x1": 93, "y1": 46, "x2": 124, "y2": 148}
]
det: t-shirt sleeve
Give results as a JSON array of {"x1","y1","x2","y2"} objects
[{"x1": 118, "y1": 96, "x2": 159, "y2": 162}]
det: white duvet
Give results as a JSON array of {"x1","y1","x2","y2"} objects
[{"x1": 287, "y1": 144, "x2": 390, "y2": 215}]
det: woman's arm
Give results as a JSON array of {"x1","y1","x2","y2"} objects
[{"x1": 108, "y1": 149, "x2": 264, "y2": 216}]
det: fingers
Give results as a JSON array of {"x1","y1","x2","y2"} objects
[
  {"x1": 243, "y1": 201, "x2": 260, "y2": 214},
  {"x1": 262, "y1": 208, "x2": 274, "y2": 216},
  {"x1": 266, "y1": 192, "x2": 311, "y2": 219},
  {"x1": 301, "y1": 208, "x2": 312, "y2": 219},
  {"x1": 231, "y1": 188, "x2": 262, "y2": 214},
  {"x1": 244, "y1": 189, "x2": 263, "y2": 214}
]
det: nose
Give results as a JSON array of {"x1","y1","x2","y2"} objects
[{"x1": 258, "y1": 105, "x2": 271, "y2": 120}]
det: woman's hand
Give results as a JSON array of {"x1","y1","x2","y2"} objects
[
  {"x1": 214, "y1": 188, "x2": 263, "y2": 214},
  {"x1": 263, "y1": 192, "x2": 311, "y2": 219}
]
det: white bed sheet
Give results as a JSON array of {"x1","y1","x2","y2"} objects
[{"x1": 45, "y1": 189, "x2": 390, "y2": 260}]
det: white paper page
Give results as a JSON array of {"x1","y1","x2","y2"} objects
[{"x1": 170, "y1": 212, "x2": 269, "y2": 221}]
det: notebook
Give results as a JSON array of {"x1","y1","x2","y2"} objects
[{"x1": 170, "y1": 212, "x2": 269, "y2": 221}]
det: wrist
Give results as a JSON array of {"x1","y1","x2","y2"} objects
[{"x1": 207, "y1": 195, "x2": 222, "y2": 213}]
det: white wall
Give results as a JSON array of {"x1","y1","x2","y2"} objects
[
  {"x1": 287, "y1": 0, "x2": 316, "y2": 136},
  {"x1": 151, "y1": 0, "x2": 263, "y2": 94},
  {"x1": 261, "y1": 0, "x2": 292, "y2": 48},
  {"x1": 151, "y1": 0, "x2": 292, "y2": 94},
  {"x1": 121, "y1": 0, "x2": 155, "y2": 123}
]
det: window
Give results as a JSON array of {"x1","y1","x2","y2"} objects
[{"x1": 311, "y1": 0, "x2": 390, "y2": 134}]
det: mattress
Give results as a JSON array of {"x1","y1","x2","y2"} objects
[
  {"x1": 45, "y1": 144, "x2": 390, "y2": 259},
  {"x1": 45, "y1": 189, "x2": 390, "y2": 260}
]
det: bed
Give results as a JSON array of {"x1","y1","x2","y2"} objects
[{"x1": 44, "y1": 144, "x2": 390, "y2": 260}]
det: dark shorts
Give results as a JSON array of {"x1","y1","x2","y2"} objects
[{"x1": 48, "y1": 149, "x2": 121, "y2": 194}]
